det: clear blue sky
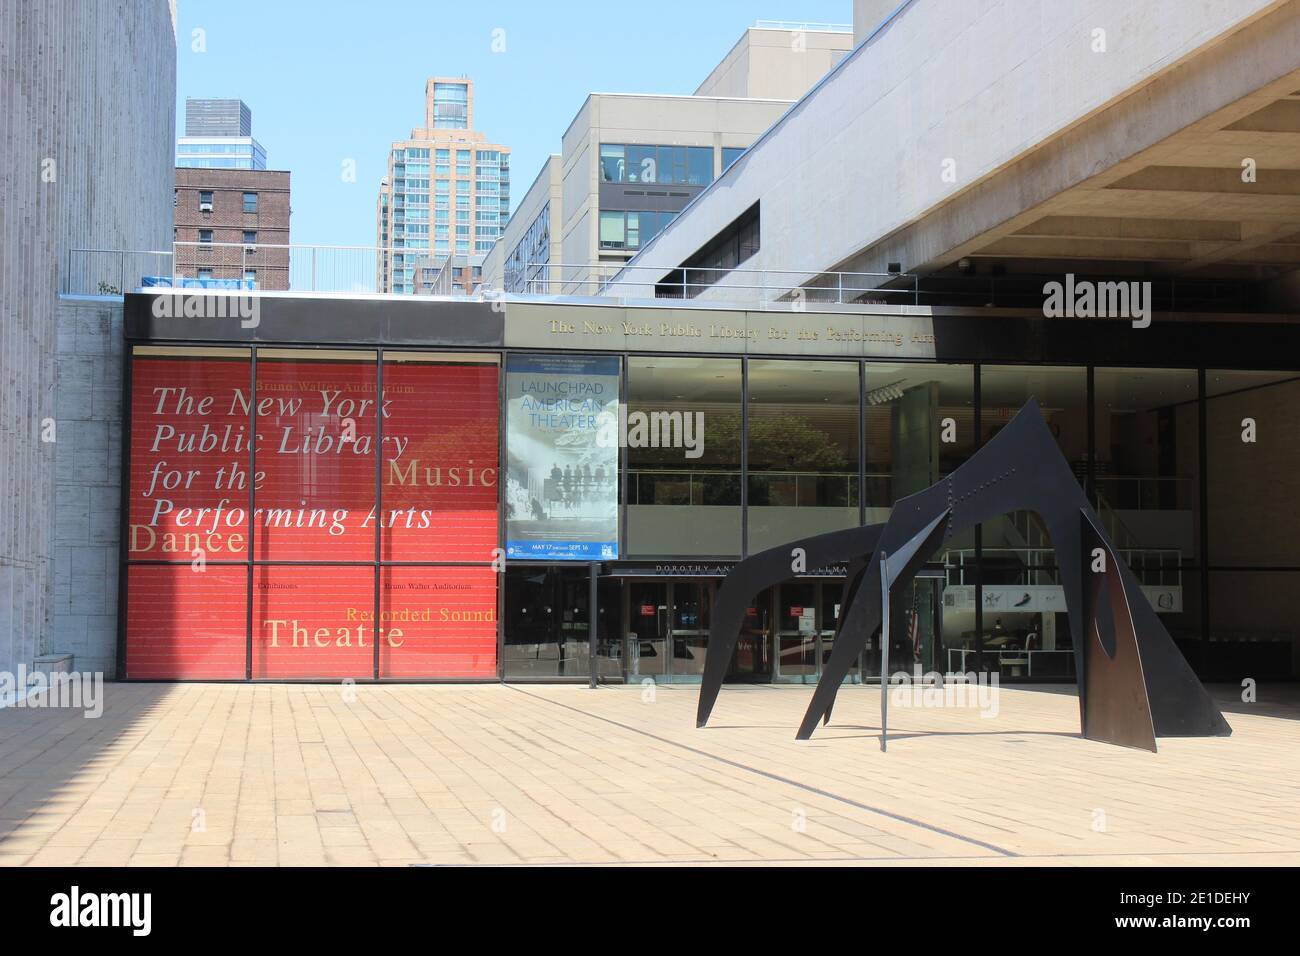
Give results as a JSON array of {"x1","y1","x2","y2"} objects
[{"x1": 175, "y1": 0, "x2": 852, "y2": 249}]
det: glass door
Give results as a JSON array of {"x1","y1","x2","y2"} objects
[
  {"x1": 626, "y1": 581, "x2": 668, "y2": 681},
  {"x1": 817, "y1": 580, "x2": 859, "y2": 683},
  {"x1": 776, "y1": 581, "x2": 818, "y2": 682},
  {"x1": 729, "y1": 585, "x2": 773, "y2": 682},
  {"x1": 670, "y1": 581, "x2": 711, "y2": 681}
]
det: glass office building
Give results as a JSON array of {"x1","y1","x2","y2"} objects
[{"x1": 118, "y1": 292, "x2": 1300, "y2": 686}]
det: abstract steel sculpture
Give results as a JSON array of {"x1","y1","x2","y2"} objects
[{"x1": 697, "y1": 400, "x2": 1230, "y2": 752}]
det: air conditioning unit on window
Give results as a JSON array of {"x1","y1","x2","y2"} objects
[{"x1": 199, "y1": 201, "x2": 213, "y2": 212}]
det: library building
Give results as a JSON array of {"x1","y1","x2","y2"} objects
[{"x1": 119, "y1": 291, "x2": 1300, "y2": 685}]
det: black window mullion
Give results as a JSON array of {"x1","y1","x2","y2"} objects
[{"x1": 373, "y1": 350, "x2": 384, "y2": 681}]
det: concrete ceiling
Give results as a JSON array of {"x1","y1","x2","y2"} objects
[
  {"x1": 958, "y1": 82, "x2": 1300, "y2": 281},
  {"x1": 832, "y1": 3, "x2": 1300, "y2": 309}
]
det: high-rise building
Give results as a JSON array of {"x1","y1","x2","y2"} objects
[
  {"x1": 177, "y1": 97, "x2": 267, "y2": 170},
  {"x1": 376, "y1": 78, "x2": 510, "y2": 294}
]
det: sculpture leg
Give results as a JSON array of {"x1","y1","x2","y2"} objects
[
  {"x1": 697, "y1": 525, "x2": 885, "y2": 728},
  {"x1": 1080, "y1": 514, "x2": 1158, "y2": 751},
  {"x1": 822, "y1": 555, "x2": 870, "y2": 726},
  {"x1": 800, "y1": 512, "x2": 950, "y2": 740}
]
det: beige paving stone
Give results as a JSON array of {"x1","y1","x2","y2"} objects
[{"x1": 2, "y1": 683, "x2": 1298, "y2": 866}]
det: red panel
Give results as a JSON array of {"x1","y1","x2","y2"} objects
[
  {"x1": 380, "y1": 566, "x2": 498, "y2": 678},
  {"x1": 381, "y1": 362, "x2": 499, "y2": 561},
  {"x1": 253, "y1": 358, "x2": 377, "y2": 561},
  {"x1": 252, "y1": 566, "x2": 375, "y2": 678},
  {"x1": 128, "y1": 357, "x2": 252, "y2": 561},
  {"x1": 126, "y1": 566, "x2": 246, "y2": 679}
]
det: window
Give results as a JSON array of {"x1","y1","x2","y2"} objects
[
  {"x1": 197, "y1": 269, "x2": 213, "y2": 279},
  {"x1": 242, "y1": 192, "x2": 258, "y2": 213},
  {"x1": 599, "y1": 210, "x2": 674, "y2": 251},
  {"x1": 747, "y1": 360, "x2": 860, "y2": 552},
  {"x1": 198, "y1": 190, "x2": 214, "y2": 211},
  {"x1": 626, "y1": 357, "x2": 742, "y2": 557},
  {"x1": 432, "y1": 82, "x2": 469, "y2": 129},
  {"x1": 242, "y1": 230, "x2": 257, "y2": 245},
  {"x1": 663, "y1": 203, "x2": 759, "y2": 298},
  {"x1": 243, "y1": 269, "x2": 256, "y2": 283},
  {"x1": 198, "y1": 229, "x2": 213, "y2": 243},
  {"x1": 599, "y1": 144, "x2": 714, "y2": 185},
  {"x1": 722, "y1": 147, "x2": 746, "y2": 172}
]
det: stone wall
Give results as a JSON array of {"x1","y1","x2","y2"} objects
[
  {"x1": 50, "y1": 297, "x2": 125, "y2": 677},
  {"x1": 0, "y1": 0, "x2": 174, "y2": 679}
]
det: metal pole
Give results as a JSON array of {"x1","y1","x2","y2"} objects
[
  {"x1": 880, "y1": 551, "x2": 889, "y2": 752},
  {"x1": 588, "y1": 561, "x2": 599, "y2": 689}
]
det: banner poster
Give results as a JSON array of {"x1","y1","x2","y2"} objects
[
  {"x1": 125, "y1": 354, "x2": 499, "y2": 679},
  {"x1": 505, "y1": 354, "x2": 619, "y2": 560}
]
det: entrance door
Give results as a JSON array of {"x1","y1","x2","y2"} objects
[
  {"x1": 670, "y1": 580, "x2": 711, "y2": 681},
  {"x1": 776, "y1": 581, "x2": 817, "y2": 682},
  {"x1": 817, "y1": 579, "x2": 859, "y2": 683},
  {"x1": 728, "y1": 585, "x2": 773, "y2": 682},
  {"x1": 627, "y1": 581, "x2": 669, "y2": 680}
]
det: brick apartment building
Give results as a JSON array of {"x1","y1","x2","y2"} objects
[{"x1": 174, "y1": 167, "x2": 291, "y2": 289}]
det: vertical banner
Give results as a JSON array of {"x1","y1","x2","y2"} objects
[{"x1": 505, "y1": 354, "x2": 619, "y2": 560}]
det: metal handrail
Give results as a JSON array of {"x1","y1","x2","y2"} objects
[
  {"x1": 516, "y1": 261, "x2": 920, "y2": 306},
  {"x1": 64, "y1": 245, "x2": 920, "y2": 305}
]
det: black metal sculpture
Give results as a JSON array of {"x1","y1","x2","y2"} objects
[{"x1": 697, "y1": 400, "x2": 1230, "y2": 752}]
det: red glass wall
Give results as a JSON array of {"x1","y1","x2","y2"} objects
[{"x1": 124, "y1": 347, "x2": 501, "y2": 680}]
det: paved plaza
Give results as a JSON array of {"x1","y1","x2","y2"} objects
[{"x1": 0, "y1": 681, "x2": 1296, "y2": 866}]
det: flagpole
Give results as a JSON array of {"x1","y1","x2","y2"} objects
[{"x1": 880, "y1": 551, "x2": 889, "y2": 753}]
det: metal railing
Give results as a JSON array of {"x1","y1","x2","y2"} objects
[
  {"x1": 517, "y1": 262, "x2": 921, "y2": 307},
  {"x1": 66, "y1": 243, "x2": 400, "y2": 296},
  {"x1": 1094, "y1": 475, "x2": 1194, "y2": 512},
  {"x1": 64, "y1": 246, "x2": 920, "y2": 308},
  {"x1": 753, "y1": 20, "x2": 853, "y2": 32},
  {"x1": 626, "y1": 470, "x2": 894, "y2": 507},
  {"x1": 945, "y1": 547, "x2": 1184, "y2": 589}
]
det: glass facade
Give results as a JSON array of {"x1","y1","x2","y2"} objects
[
  {"x1": 121, "y1": 318, "x2": 1300, "y2": 684},
  {"x1": 625, "y1": 356, "x2": 742, "y2": 558},
  {"x1": 747, "y1": 360, "x2": 859, "y2": 552},
  {"x1": 432, "y1": 82, "x2": 468, "y2": 129},
  {"x1": 598, "y1": 210, "x2": 675, "y2": 251},
  {"x1": 1204, "y1": 371, "x2": 1300, "y2": 679},
  {"x1": 600, "y1": 144, "x2": 713, "y2": 185}
]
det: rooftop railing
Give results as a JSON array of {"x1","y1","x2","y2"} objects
[
  {"x1": 65, "y1": 242, "x2": 388, "y2": 296},
  {"x1": 753, "y1": 20, "x2": 853, "y2": 32},
  {"x1": 66, "y1": 246, "x2": 1263, "y2": 314},
  {"x1": 514, "y1": 262, "x2": 921, "y2": 307},
  {"x1": 62, "y1": 246, "x2": 921, "y2": 308}
]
